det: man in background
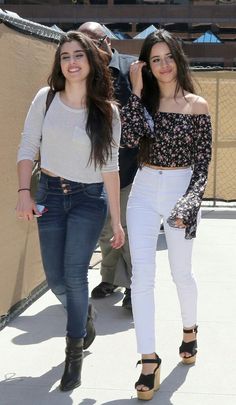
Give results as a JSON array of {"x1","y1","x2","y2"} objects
[{"x1": 78, "y1": 22, "x2": 138, "y2": 310}]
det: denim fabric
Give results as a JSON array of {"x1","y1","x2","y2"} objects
[{"x1": 35, "y1": 172, "x2": 107, "y2": 338}]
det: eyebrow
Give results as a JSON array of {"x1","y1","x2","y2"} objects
[
  {"x1": 60, "y1": 49, "x2": 85, "y2": 56},
  {"x1": 150, "y1": 52, "x2": 172, "y2": 61}
]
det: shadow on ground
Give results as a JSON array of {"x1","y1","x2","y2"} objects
[
  {"x1": 0, "y1": 362, "x2": 71, "y2": 405},
  {"x1": 100, "y1": 362, "x2": 192, "y2": 405},
  {"x1": 7, "y1": 297, "x2": 134, "y2": 344},
  {"x1": 0, "y1": 353, "x2": 97, "y2": 405}
]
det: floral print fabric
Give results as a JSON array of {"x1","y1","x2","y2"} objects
[{"x1": 120, "y1": 94, "x2": 212, "y2": 239}]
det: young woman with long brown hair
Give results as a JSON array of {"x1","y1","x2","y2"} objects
[
  {"x1": 16, "y1": 31, "x2": 124, "y2": 391},
  {"x1": 121, "y1": 29, "x2": 212, "y2": 400}
]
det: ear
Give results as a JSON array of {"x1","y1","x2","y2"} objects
[{"x1": 106, "y1": 36, "x2": 112, "y2": 47}]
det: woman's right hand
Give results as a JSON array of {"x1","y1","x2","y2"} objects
[
  {"x1": 16, "y1": 190, "x2": 40, "y2": 221},
  {"x1": 110, "y1": 223, "x2": 125, "y2": 250},
  {"x1": 129, "y1": 61, "x2": 146, "y2": 98}
]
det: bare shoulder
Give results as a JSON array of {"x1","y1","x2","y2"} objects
[{"x1": 186, "y1": 93, "x2": 209, "y2": 115}]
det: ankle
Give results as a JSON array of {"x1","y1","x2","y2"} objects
[
  {"x1": 140, "y1": 353, "x2": 160, "y2": 375},
  {"x1": 183, "y1": 325, "x2": 198, "y2": 342},
  {"x1": 183, "y1": 332, "x2": 195, "y2": 343},
  {"x1": 142, "y1": 353, "x2": 156, "y2": 360}
]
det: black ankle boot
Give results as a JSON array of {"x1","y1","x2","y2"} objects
[
  {"x1": 83, "y1": 303, "x2": 96, "y2": 350},
  {"x1": 60, "y1": 336, "x2": 83, "y2": 391}
]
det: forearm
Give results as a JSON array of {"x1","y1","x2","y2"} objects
[
  {"x1": 102, "y1": 171, "x2": 121, "y2": 227},
  {"x1": 16, "y1": 159, "x2": 38, "y2": 220},
  {"x1": 17, "y1": 159, "x2": 33, "y2": 190},
  {"x1": 101, "y1": 171, "x2": 124, "y2": 249}
]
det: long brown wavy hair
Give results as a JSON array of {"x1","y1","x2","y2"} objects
[
  {"x1": 48, "y1": 31, "x2": 115, "y2": 168},
  {"x1": 138, "y1": 29, "x2": 195, "y2": 165}
]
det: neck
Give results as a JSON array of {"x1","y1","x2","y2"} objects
[
  {"x1": 158, "y1": 81, "x2": 179, "y2": 100},
  {"x1": 63, "y1": 81, "x2": 87, "y2": 108}
]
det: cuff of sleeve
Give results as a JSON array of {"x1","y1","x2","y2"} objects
[{"x1": 167, "y1": 194, "x2": 201, "y2": 239}]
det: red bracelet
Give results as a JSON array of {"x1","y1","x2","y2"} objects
[{"x1": 18, "y1": 188, "x2": 31, "y2": 192}]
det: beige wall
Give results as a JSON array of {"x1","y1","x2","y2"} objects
[
  {"x1": 0, "y1": 23, "x2": 235, "y2": 317},
  {"x1": 0, "y1": 24, "x2": 56, "y2": 315},
  {"x1": 193, "y1": 71, "x2": 236, "y2": 201}
]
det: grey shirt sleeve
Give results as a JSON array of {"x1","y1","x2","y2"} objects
[{"x1": 17, "y1": 87, "x2": 49, "y2": 163}]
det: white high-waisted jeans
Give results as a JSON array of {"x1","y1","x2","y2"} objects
[{"x1": 127, "y1": 166, "x2": 199, "y2": 354}]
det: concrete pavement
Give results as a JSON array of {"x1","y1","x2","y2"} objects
[{"x1": 0, "y1": 207, "x2": 235, "y2": 405}]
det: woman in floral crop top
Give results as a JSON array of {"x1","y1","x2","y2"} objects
[{"x1": 120, "y1": 29, "x2": 212, "y2": 400}]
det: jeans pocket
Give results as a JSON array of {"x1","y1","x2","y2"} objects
[
  {"x1": 35, "y1": 184, "x2": 48, "y2": 204},
  {"x1": 84, "y1": 183, "x2": 104, "y2": 199}
]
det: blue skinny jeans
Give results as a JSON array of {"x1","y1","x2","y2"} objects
[{"x1": 35, "y1": 172, "x2": 107, "y2": 338}]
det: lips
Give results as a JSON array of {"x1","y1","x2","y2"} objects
[
  {"x1": 160, "y1": 70, "x2": 172, "y2": 74},
  {"x1": 68, "y1": 68, "x2": 80, "y2": 73}
]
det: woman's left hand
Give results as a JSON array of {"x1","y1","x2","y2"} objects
[
  {"x1": 175, "y1": 218, "x2": 186, "y2": 228},
  {"x1": 110, "y1": 223, "x2": 125, "y2": 249}
]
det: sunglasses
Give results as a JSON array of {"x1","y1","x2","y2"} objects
[{"x1": 94, "y1": 35, "x2": 108, "y2": 48}]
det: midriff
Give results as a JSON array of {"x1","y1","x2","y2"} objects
[{"x1": 144, "y1": 164, "x2": 190, "y2": 170}]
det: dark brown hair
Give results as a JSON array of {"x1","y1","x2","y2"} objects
[
  {"x1": 138, "y1": 29, "x2": 195, "y2": 165},
  {"x1": 48, "y1": 31, "x2": 115, "y2": 168}
]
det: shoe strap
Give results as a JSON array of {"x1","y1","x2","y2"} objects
[
  {"x1": 179, "y1": 339, "x2": 197, "y2": 357},
  {"x1": 135, "y1": 372, "x2": 156, "y2": 390},
  {"x1": 183, "y1": 325, "x2": 198, "y2": 334},
  {"x1": 136, "y1": 354, "x2": 161, "y2": 367}
]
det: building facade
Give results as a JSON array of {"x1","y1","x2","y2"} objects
[{"x1": 1, "y1": 0, "x2": 236, "y2": 67}]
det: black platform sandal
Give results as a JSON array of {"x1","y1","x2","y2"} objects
[
  {"x1": 135, "y1": 354, "x2": 162, "y2": 401},
  {"x1": 179, "y1": 325, "x2": 198, "y2": 364}
]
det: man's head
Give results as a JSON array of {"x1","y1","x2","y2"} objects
[{"x1": 78, "y1": 22, "x2": 113, "y2": 60}]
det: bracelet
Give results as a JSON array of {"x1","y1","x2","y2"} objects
[{"x1": 18, "y1": 188, "x2": 31, "y2": 192}]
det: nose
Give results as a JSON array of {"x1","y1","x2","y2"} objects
[
  {"x1": 160, "y1": 57, "x2": 169, "y2": 67},
  {"x1": 64, "y1": 55, "x2": 78, "y2": 65},
  {"x1": 69, "y1": 55, "x2": 77, "y2": 63}
]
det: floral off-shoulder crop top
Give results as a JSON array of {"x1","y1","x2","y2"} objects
[{"x1": 120, "y1": 94, "x2": 212, "y2": 239}]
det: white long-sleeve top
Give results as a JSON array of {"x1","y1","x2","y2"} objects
[{"x1": 17, "y1": 87, "x2": 121, "y2": 183}]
